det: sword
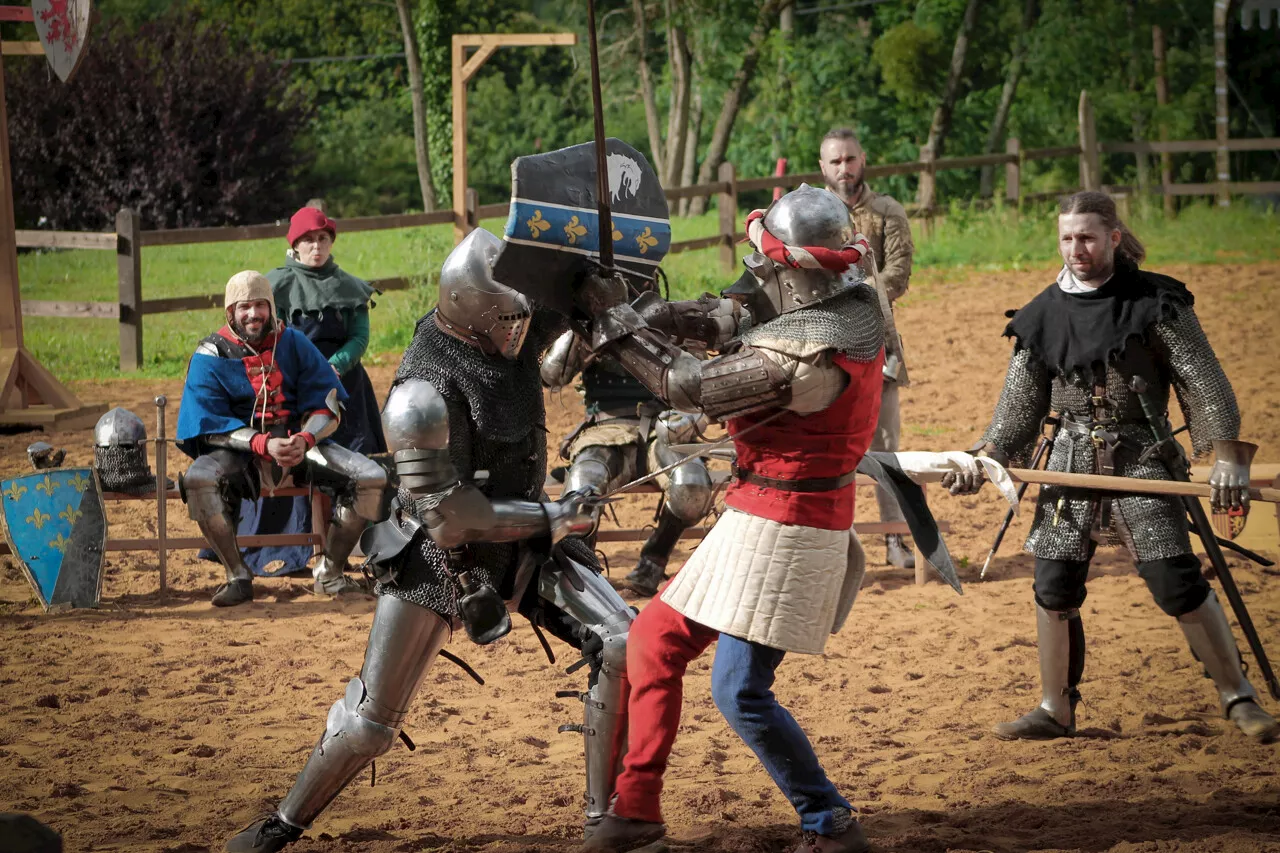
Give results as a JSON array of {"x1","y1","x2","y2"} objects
[
  {"x1": 980, "y1": 420, "x2": 1057, "y2": 581},
  {"x1": 1129, "y1": 376, "x2": 1280, "y2": 701}
]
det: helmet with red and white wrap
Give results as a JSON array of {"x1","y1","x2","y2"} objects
[{"x1": 740, "y1": 183, "x2": 872, "y2": 317}]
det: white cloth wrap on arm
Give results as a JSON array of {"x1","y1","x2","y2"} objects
[{"x1": 886, "y1": 451, "x2": 1020, "y2": 513}]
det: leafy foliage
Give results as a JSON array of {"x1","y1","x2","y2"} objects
[
  {"x1": 7, "y1": 12, "x2": 312, "y2": 230},
  {"x1": 872, "y1": 21, "x2": 947, "y2": 104}
]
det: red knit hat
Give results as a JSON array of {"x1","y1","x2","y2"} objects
[{"x1": 287, "y1": 207, "x2": 337, "y2": 246}]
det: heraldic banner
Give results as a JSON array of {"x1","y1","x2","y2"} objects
[{"x1": 1, "y1": 469, "x2": 107, "y2": 609}]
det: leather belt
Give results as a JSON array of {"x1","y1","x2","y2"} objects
[{"x1": 732, "y1": 464, "x2": 857, "y2": 493}]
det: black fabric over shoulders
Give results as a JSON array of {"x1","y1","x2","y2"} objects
[{"x1": 1004, "y1": 260, "x2": 1193, "y2": 378}]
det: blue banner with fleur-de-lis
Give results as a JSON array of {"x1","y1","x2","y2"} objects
[
  {"x1": 493, "y1": 138, "x2": 671, "y2": 317},
  {"x1": 0, "y1": 469, "x2": 106, "y2": 609}
]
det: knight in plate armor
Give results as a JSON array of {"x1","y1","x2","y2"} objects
[
  {"x1": 175, "y1": 271, "x2": 386, "y2": 607},
  {"x1": 571, "y1": 185, "x2": 885, "y2": 853},
  {"x1": 222, "y1": 229, "x2": 640, "y2": 852},
  {"x1": 541, "y1": 321, "x2": 718, "y2": 596},
  {"x1": 945, "y1": 191, "x2": 1277, "y2": 743}
]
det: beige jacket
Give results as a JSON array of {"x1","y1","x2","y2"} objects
[{"x1": 848, "y1": 186, "x2": 914, "y2": 303}]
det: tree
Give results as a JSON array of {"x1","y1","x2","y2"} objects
[
  {"x1": 395, "y1": 0, "x2": 438, "y2": 210},
  {"x1": 7, "y1": 12, "x2": 312, "y2": 230},
  {"x1": 688, "y1": 0, "x2": 782, "y2": 215},
  {"x1": 979, "y1": 0, "x2": 1039, "y2": 197},
  {"x1": 918, "y1": 0, "x2": 982, "y2": 207}
]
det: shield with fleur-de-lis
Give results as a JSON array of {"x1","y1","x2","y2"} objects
[
  {"x1": 494, "y1": 138, "x2": 671, "y2": 317},
  {"x1": 0, "y1": 468, "x2": 105, "y2": 609}
]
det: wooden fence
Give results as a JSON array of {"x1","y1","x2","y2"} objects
[{"x1": 16, "y1": 109, "x2": 1280, "y2": 372}]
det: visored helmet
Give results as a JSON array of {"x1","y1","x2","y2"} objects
[{"x1": 436, "y1": 228, "x2": 533, "y2": 360}]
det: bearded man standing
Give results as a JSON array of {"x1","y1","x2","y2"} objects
[
  {"x1": 820, "y1": 127, "x2": 917, "y2": 570},
  {"x1": 947, "y1": 191, "x2": 1278, "y2": 743},
  {"x1": 176, "y1": 271, "x2": 387, "y2": 606}
]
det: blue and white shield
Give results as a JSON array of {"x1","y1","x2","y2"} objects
[
  {"x1": 0, "y1": 469, "x2": 106, "y2": 609},
  {"x1": 493, "y1": 138, "x2": 671, "y2": 315}
]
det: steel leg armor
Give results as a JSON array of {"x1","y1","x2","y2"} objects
[
  {"x1": 306, "y1": 444, "x2": 389, "y2": 590},
  {"x1": 184, "y1": 451, "x2": 253, "y2": 586},
  {"x1": 1178, "y1": 591, "x2": 1280, "y2": 741},
  {"x1": 539, "y1": 554, "x2": 635, "y2": 822},
  {"x1": 276, "y1": 597, "x2": 450, "y2": 829},
  {"x1": 992, "y1": 605, "x2": 1083, "y2": 740}
]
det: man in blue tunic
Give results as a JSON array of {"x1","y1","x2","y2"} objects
[{"x1": 176, "y1": 271, "x2": 389, "y2": 607}]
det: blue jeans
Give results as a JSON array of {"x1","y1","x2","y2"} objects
[{"x1": 711, "y1": 633, "x2": 852, "y2": 834}]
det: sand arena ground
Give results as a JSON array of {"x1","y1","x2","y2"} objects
[{"x1": 0, "y1": 262, "x2": 1277, "y2": 852}]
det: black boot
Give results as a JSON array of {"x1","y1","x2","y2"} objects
[
  {"x1": 625, "y1": 509, "x2": 686, "y2": 595},
  {"x1": 224, "y1": 815, "x2": 302, "y2": 853},
  {"x1": 212, "y1": 577, "x2": 254, "y2": 607},
  {"x1": 581, "y1": 812, "x2": 666, "y2": 852}
]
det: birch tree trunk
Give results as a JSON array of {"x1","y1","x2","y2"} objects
[
  {"x1": 917, "y1": 0, "x2": 982, "y2": 208},
  {"x1": 689, "y1": 0, "x2": 781, "y2": 216},
  {"x1": 395, "y1": 0, "x2": 438, "y2": 211},
  {"x1": 980, "y1": 0, "x2": 1038, "y2": 198}
]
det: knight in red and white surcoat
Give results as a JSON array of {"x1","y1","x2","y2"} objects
[{"x1": 578, "y1": 184, "x2": 886, "y2": 853}]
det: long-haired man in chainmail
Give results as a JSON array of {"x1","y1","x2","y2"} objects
[
  {"x1": 579, "y1": 185, "x2": 885, "y2": 853},
  {"x1": 946, "y1": 191, "x2": 1278, "y2": 743},
  {"x1": 223, "y1": 229, "x2": 642, "y2": 852}
]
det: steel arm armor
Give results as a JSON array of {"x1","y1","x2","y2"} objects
[
  {"x1": 1152, "y1": 307, "x2": 1240, "y2": 457},
  {"x1": 632, "y1": 291, "x2": 749, "y2": 352},
  {"x1": 383, "y1": 379, "x2": 589, "y2": 549},
  {"x1": 541, "y1": 329, "x2": 588, "y2": 390},
  {"x1": 204, "y1": 427, "x2": 260, "y2": 453},
  {"x1": 606, "y1": 329, "x2": 792, "y2": 421}
]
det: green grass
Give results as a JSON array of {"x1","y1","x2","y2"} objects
[{"x1": 16, "y1": 200, "x2": 1279, "y2": 382}]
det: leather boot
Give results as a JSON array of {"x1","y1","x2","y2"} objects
[
  {"x1": 622, "y1": 555, "x2": 666, "y2": 597},
  {"x1": 884, "y1": 534, "x2": 915, "y2": 569},
  {"x1": 1179, "y1": 591, "x2": 1280, "y2": 742},
  {"x1": 993, "y1": 606, "x2": 1082, "y2": 740},
  {"x1": 212, "y1": 578, "x2": 254, "y2": 607},
  {"x1": 580, "y1": 811, "x2": 666, "y2": 852},
  {"x1": 791, "y1": 808, "x2": 870, "y2": 853},
  {"x1": 224, "y1": 815, "x2": 302, "y2": 853}
]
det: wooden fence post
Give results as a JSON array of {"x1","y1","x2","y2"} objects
[
  {"x1": 716, "y1": 161, "x2": 737, "y2": 274},
  {"x1": 1078, "y1": 91, "x2": 1101, "y2": 192},
  {"x1": 464, "y1": 187, "x2": 479, "y2": 231},
  {"x1": 1005, "y1": 137, "x2": 1021, "y2": 208},
  {"x1": 115, "y1": 208, "x2": 142, "y2": 372}
]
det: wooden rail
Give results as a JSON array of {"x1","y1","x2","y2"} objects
[{"x1": 16, "y1": 119, "x2": 1280, "y2": 371}]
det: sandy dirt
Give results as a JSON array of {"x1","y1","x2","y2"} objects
[{"x1": 1, "y1": 262, "x2": 1278, "y2": 853}]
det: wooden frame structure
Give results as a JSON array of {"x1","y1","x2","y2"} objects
[
  {"x1": 450, "y1": 32, "x2": 577, "y2": 241},
  {"x1": 0, "y1": 10, "x2": 105, "y2": 428}
]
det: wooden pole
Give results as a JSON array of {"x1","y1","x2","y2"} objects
[
  {"x1": 450, "y1": 35, "x2": 468, "y2": 242},
  {"x1": 449, "y1": 33, "x2": 577, "y2": 244},
  {"x1": 1008, "y1": 468, "x2": 1280, "y2": 504},
  {"x1": 716, "y1": 161, "x2": 737, "y2": 273},
  {"x1": 1213, "y1": 0, "x2": 1230, "y2": 207},
  {"x1": 1152, "y1": 24, "x2": 1175, "y2": 217},
  {"x1": 1078, "y1": 90, "x2": 1101, "y2": 191},
  {"x1": 0, "y1": 37, "x2": 23, "y2": 353},
  {"x1": 116, "y1": 208, "x2": 142, "y2": 372},
  {"x1": 154, "y1": 394, "x2": 167, "y2": 595}
]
